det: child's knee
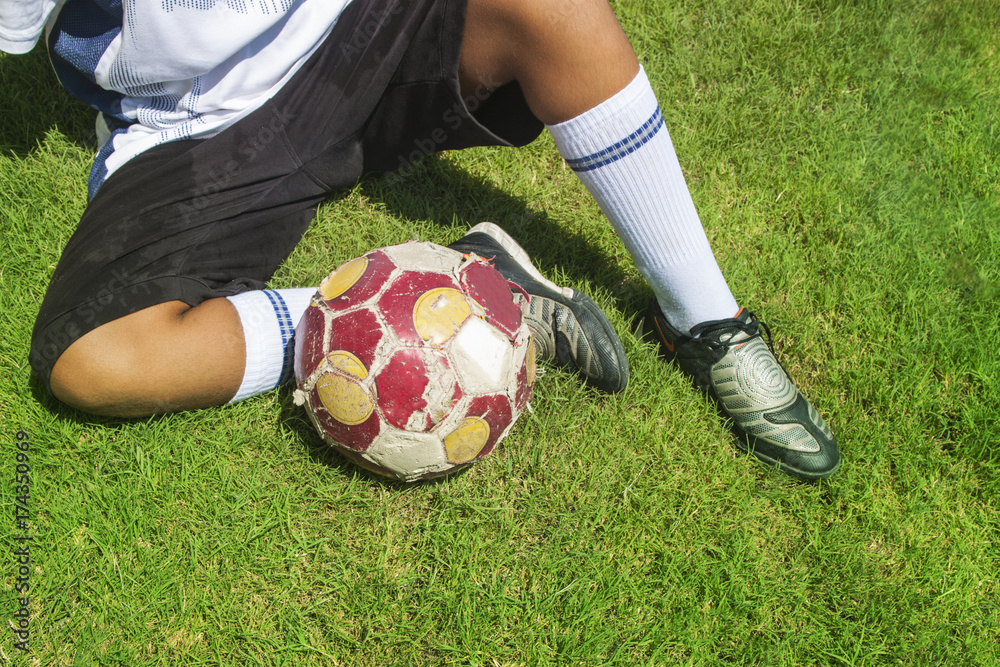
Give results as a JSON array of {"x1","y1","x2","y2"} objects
[{"x1": 46, "y1": 322, "x2": 134, "y2": 415}]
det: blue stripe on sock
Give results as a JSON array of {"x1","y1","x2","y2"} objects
[
  {"x1": 263, "y1": 290, "x2": 295, "y2": 388},
  {"x1": 564, "y1": 107, "x2": 664, "y2": 173}
]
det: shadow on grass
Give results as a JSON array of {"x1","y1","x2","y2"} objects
[
  {"x1": 27, "y1": 372, "x2": 139, "y2": 429},
  {"x1": 29, "y1": 364, "x2": 454, "y2": 487},
  {"x1": 0, "y1": 47, "x2": 97, "y2": 156},
  {"x1": 360, "y1": 156, "x2": 652, "y2": 317}
]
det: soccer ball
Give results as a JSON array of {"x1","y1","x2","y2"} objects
[{"x1": 293, "y1": 241, "x2": 536, "y2": 482}]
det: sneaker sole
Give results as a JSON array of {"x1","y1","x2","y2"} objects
[{"x1": 734, "y1": 435, "x2": 842, "y2": 480}]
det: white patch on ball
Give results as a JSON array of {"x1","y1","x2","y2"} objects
[
  {"x1": 365, "y1": 430, "x2": 450, "y2": 482},
  {"x1": 381, "y1": 241, "x2": 463, "y2": 274},
  {"x1": 450, "y1": 316, "x2": 515, "y2": 395}
]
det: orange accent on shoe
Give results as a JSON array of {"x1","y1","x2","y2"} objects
[{"x1": 653, "y1": 317, "x2": 674, "y2": 353}]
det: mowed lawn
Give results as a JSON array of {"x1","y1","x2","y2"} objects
[{"x1": 2, "y1": 0, "x2": 998, "y2": 664}]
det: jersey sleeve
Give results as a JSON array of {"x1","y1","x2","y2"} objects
[{"x1": 0, "y1": 0, "x2": 58, "y2": 54}]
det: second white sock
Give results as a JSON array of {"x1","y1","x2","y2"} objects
[
  {"x1": 227, "y1": 287, "x2": 315, "y2": 402},
  {"x1": 546, "y1": 66, "x2": 739, "y2": 333}
]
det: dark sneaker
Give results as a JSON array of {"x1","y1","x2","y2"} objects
[
  {"x1": 448, "y1": 222, "x2": 629, "y2": 393},
  {"x1": 642, "y1": 300, "x2": 840, "y2": 480}
]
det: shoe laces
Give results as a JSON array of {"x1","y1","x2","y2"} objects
[
  {"x1": 697, "y1": 312, "x2": 800, "y2": 386},
  {"x1": 692, "y1": 312, "x2": 776, "y2": 355}
]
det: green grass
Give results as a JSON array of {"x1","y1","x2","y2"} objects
[{"x1": 2, "y1": 0, "x2": 999, "y2": 664}]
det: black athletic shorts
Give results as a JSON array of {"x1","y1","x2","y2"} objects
[{"x1": 30, "y1": 0, "x2": 543, "y2": 389}]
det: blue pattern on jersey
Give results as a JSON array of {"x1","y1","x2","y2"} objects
[
  {"x1": 48, "y1": 0, "x2": 126, "y2": 119},
  {"x1": 564, "y1": 108, "x2": 665, "y2": 173},
  {"x1": 87, "y1": 117, "x2": 130, "y2": 200},
  {"x1": 162, "y1": 0, "x2": 295, "y2": 14}
]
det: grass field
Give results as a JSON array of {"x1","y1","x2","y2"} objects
[{"x1": 2, "y1": 0, "x2": 999, "y2": 664}]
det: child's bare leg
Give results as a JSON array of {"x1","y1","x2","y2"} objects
[
  {"x1": 460, "y1": 0, "x2": 639, "y2": 125},
  {"x1": 50, "y1": 300, "x2": 246, "y2": 417}
]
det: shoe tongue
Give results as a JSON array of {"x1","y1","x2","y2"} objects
[
  {"x1": 718, "y1": 328, "x2": 752, "y2": 345},
  {"x1": 690, "y1": 316, "x2": 736, "y2": 337},
  {"x1": 691, "y1": 312, "x2": 756, "y2": 342},
  {"x1": 724, "y1": 309, "x2": 756, "y2": 342}
]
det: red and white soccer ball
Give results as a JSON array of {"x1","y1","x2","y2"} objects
[{"x1": 293, "y1": 241, "x2": 536, "y2": 482}]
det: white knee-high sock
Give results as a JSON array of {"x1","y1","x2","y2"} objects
[
  {"x1": 546, "y1": 66, "x2": 739, "y2": 334},
  {"x1": 227, "y1": 288, "x2": 315, "y2": 402}
]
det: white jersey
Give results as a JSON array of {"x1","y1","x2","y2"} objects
[{"x1": 1, "y1": 0, "x2": 353, "y2": 197}]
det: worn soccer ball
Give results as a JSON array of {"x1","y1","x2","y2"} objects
[{"x1": 293, "y1": 241, "x2": 536, "y2": 482}]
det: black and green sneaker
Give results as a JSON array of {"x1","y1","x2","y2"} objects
[
  {"x1": 642, "y1": 300, "x2": 840, "y2": 480},
  {"x1": 449, "y1": 223, "x2": 629, "y2": 394}
]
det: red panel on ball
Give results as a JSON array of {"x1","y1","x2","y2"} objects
[
  {"x1": 461, "y1": 260, "x2": 522, "y2": 341},
  {"x1": 375, "y1": 348, "x2": 460, "y2": 431},
  {"x1": 378, "y1": 271, "x2": 460, "y2": 344},
  {"x1": 327, "y1": 307, "x2": 384, "y2": 369},
  {"x1": 514, "y1": 358, "x2": 532, "y2": 412},
  {"x1": 375, "y1": 348, "x2": 430, "y2": 431},
  {"x1": 294, "y1": 304, "x2": 328, "y2": 383},
  {"x1": 465, "y1": 393, "x2": 513, "y2": 458}
]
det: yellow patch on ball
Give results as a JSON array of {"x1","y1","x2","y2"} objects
[
  {"x1": 443, "y1": 416, "x2": 491, "y2": 464},
  {"x1": 316, "y1": 351, "x2": 373, "y2": 425},
  {"x1": 319, "y1": 256, "x2": 369, "y2": 300},
  {"x1": 413, "y1": 287, "x2": 473, "y2": 345}
]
